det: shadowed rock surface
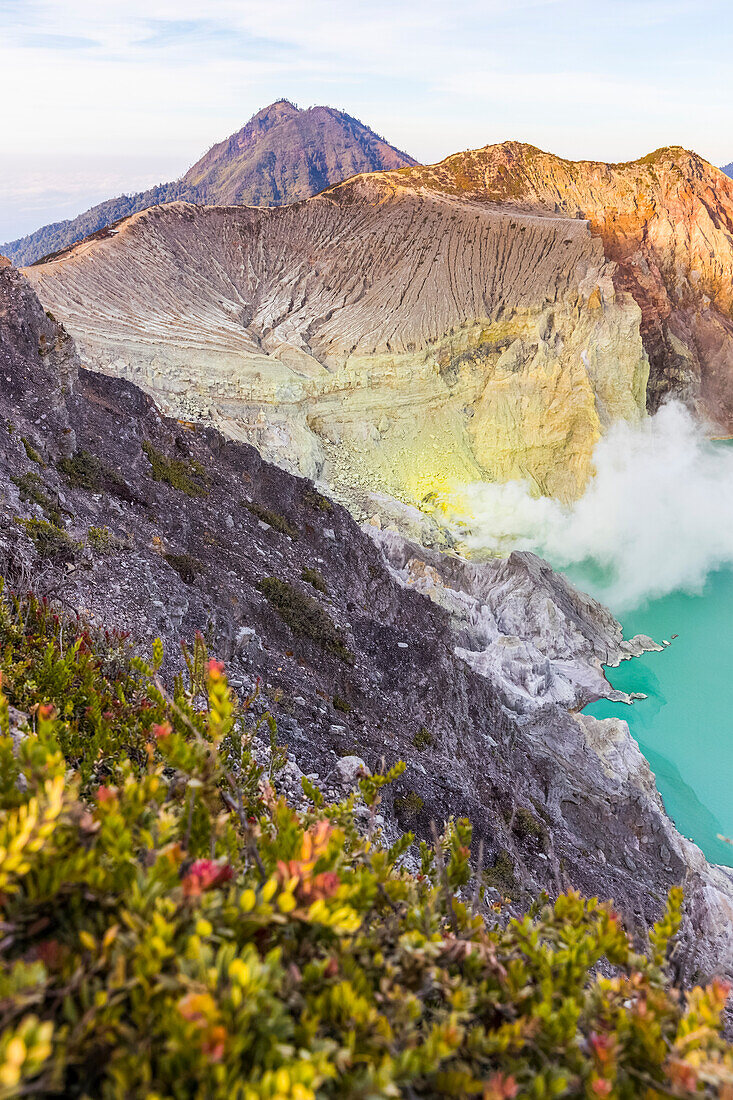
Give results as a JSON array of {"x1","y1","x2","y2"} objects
[
  {"x1": 1, "y1": 100, "x2": 416, "y2": 267},
  {"x1": 2, "y1": 256, "x2": 732, "y2": 984}
]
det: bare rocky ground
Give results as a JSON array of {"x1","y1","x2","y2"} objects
[{"x1": 1, "y1": 256, "x2": 732, "y2": 985}]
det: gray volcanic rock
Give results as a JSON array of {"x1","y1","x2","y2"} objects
[
  {"x1": 371, "y1": 531, "x2": 663, "y2": 713},
  {"x1": 0, "y1": 101, "x2": 416, "y2": 267},
  {"x1": 1, "y1": 257, "x2": 732, "y2": 983}
]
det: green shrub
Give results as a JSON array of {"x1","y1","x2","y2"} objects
[
  {"x1": 513, "y1": 806, "x2": 550, "y2": 851},
  {"x1": 301, "y1": 566, "x2": 327, "y2": 593},
  {"x1": 332, "y1": 694, "x2": 351, "y2": 714},
  {"x1": 58, "y1": 449, "x2": 129, "y2": 498},
  {"x1": 258, "y1": 577, "x2": 353, "y2": 663},
  {"x1": 88, "y1": 525, "x2": 112, "y2": 551},
  {"x1": 87, "y1": 526, "x2": 127, "y2": 554},
  {"x1": 21, "y1": 437, "x2": 44, "y2": 466},
  {"x1": 163, "y1": 551, "x2": 203, "y2": 585},
  {"x1": 0, "y1": 585, "x2": 730, "y2": 1097},
  {"x1": 304, "y1": 487, "x2": 333, "y2": 512},
  {"x1": 393, "y1": 789, "x2": 424, "y2": 818},
  {"x1": 413, "y1": 726, "x2": 434, "y2": 750},
  {"x1": 245, "y1": 501, "x2": 298, "y2": 539},
  {"x1": 483, "y1": 848, "x2": 518, "y2": 896},
  {"x1": 11, "y1": 472, "x2": 60, "y2": 524},
  {"x1": 142, "y1": 441, "x2": 208, "y2": 498},
  {"x1": 14, "y1": 517, "x2": 78, "y2": 560}
]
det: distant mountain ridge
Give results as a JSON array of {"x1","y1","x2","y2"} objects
[
  {"x1": 1, "y1": 100, "x2": 416, "y2": 266},
  {"x1": 723, "y1": 163, "x2": 733, "y2": 179}
]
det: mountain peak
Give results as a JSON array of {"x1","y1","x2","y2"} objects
[
  {"x1": 1, "y1": 102, "x2": 416, "y2": 265},
  {"x1": 181, "y1": 100, "x2": 416, "y2": 206},
  {"x1": 242, "y1": 98, "x2": 300, "y2": 127}
]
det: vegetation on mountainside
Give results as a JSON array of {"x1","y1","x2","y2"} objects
[
  {"x1": 2, "y1": 103, "x2": 415, "y2": 267},
  {"x1": 258, "y1": 577, "x2": 353, "y2": 664},
  {"x1": 245, "y1": 502, "x2": 299, "y2": 539},
  {"x1": 11, "y1": 473, "x2": 60, "y2": 525},
  {"x1": 13, "y1": 517, "x2": 78, "y2": 560},
  {"x1": 163, "y1": 551, "x2": 203, "y2": 585},
  {"x1": 0, "y1": 584, "x2": 731, "y2": 1098},
  {"x1": 301, "y1": 566, "x2": 327, "y2": 594},
  {"x1": 20, "y1": 438, "x2": 44, "y2": 467},
  {"x1": 142, "y1": 440, "x2": 209, "y2": 498},
  {"x1": 58, "y1": 449, "x2": 128, "y2": 497}
]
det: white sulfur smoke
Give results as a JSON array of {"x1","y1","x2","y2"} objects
[{"x1": 455, "y1": 402, "x2": 733, "y2": 611}]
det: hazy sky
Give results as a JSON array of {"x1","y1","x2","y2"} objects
[{"x1": 1, "y1": 0, "x2": 732, "y2": 241}]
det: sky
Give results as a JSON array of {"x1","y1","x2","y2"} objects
[{"x1": 1, "y1": 0, "x2": 732, "y2": 241}]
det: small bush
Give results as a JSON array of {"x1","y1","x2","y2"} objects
[
  {"x1": 304, "y1": 486, "x2": 333, "y2": 512},
  {"x1": 484, "y1": 848, "x2": 519, "y2": 897},
  {"x1": 514, "y1": 806, "x2": 550, "y2": 852},
  {"x1": 163, "y1": 551, "x2": 202, "y2": 585},
  {"x1": 394, "y1": 789, "x2": 424, "y2": 818},
  {"x1": 14, "y1": 517, "x2": 78, "y2": 560},
  {"x1": 413, "y1": 725, "x2": 434, "y2": 750},
  {"x1": 11, "y1": 473, "x2": 60, "y2": 523},
  {"x1": 301, "y1": 566, "x2": 327, "y2": 593},
  {"x1": 245, "y1": 501, "x2": 298, "y2": 539},
  {"x1": 58, "y1": 449, "x2": 130, "y2": 499},
  {"x1": 87, "y1": 526, "x2": 124, "y2": 554},
  {"x1": 142, "y1": 440, "x2": 208, "y2": 498},
  {"x1": 21, "y1": 437, "x2": 44, "y2": 465},
  {"x1": 258, "y1": 577, "x2": 353, "y2": 663},
  {"x1": 333, "y1": 694, "x2": 351, "y2": 714}
]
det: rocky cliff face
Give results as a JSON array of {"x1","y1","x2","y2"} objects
[
  {"x1": 24, "y1": 185, "x2": 648, "y2": 508},
  {"x1": 388, "y1": 143, "x2": 733, "y2": 432},
  {"x1": 0, "y1": 100, "x2": 416, "y2": 267},
  {"x1": 2, "y1": 257, "x2": 732, "y2": 985}
]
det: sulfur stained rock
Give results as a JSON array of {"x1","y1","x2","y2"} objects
[{"x1": 24, "y1": 172, "x2": 648, "y2": 509}]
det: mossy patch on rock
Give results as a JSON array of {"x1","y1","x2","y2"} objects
[
  {"x1": 21, "y1": 437, "x2": 44, "y2": 466},
  {"x1": 394, "y1": 790, "x2": 424, "y2": 818},
  {"x1": 513, "y1": 806, "x2": 550, "y2": 852},
  {"x1": 163, "y1": 552, "x2": 203, "y2": 585},
  {"x1": 413, "y1": 726, "x2": 434, "y2": 750},
  {"x1": 245, "y1": 502, "x2": 298, "y2": 538},
  {"x1": 14, "y1": 517, "x2": 78, "y2": 560},
  {"x1": 304, "y1": 487, "x2": 333, "y2": 513},
  {"x1": 142, "y1": 441, "x2": 208, "y2": 498},
  {"x1": 258, "y1": 577, "x2": 353, "y2": 663},
  {"x1": 11, "y1": 472, "x2": 60, "y2": 524},
  {"x1": 58, "y1": 449, "x2": 131, "y2": 500},
  {"x1": 483, "y1": 848, "x2": 517, "y2": 896},
  {"x1": 301, "y1": 566, "x2": 327, "y2": 593}
]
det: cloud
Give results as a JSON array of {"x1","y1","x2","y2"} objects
[{"x1": 451, "y1": 403, "x2": 733, "y2": 612}]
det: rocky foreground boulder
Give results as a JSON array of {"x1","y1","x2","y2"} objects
[{"x1": 1, "y1": 256, "x2": 732, "y2": 982}]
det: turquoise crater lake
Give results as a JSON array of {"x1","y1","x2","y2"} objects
[{"x1": 581, "y1": 567, "x2": 733, "y2": 867}]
